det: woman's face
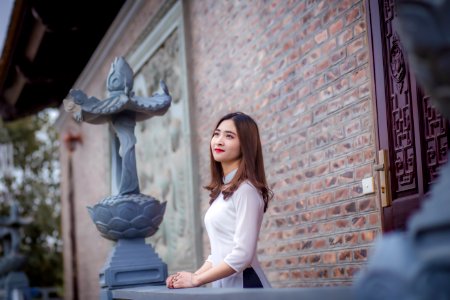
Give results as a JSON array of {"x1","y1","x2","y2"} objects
[{"x1": 211, "y1": 119, "x2": 241, "y2": 168}]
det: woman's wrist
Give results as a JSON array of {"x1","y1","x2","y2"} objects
[{"x1": 191, "y1": 273, "x2": 202, "y2": 287}]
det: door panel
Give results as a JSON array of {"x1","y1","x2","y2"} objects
[{"x1": 367, "y1": 0, "x2": 449, "y2": 231}]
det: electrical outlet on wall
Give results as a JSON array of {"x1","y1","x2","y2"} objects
[{"x1": 362, "y1": 177, "x2": 375, "y2": 194}]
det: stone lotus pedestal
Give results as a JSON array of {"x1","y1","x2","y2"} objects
[
  {"x1": 88, "y1": 194, "x2": 168, "y2": 300},
  {"x1": 65, "y1": 57, "x2": 172, "y2": 300}
]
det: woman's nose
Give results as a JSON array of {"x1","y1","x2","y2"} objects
[{"x1": 215, "y1": 135, "x2": 224, "y2": 145}]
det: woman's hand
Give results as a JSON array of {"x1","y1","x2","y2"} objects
[
  {"x1": 166, "y1": 273, "x2": 177, "y2": 288},
  {"x1": 169, "y1": 271, "x2": 200, "y2": 289}
]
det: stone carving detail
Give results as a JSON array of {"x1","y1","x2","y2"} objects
[{"x1": 133, "y1": 30, "x2": 198, "y2": 272}]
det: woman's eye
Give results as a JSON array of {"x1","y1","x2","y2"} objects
[{"x1": 226, "y1": 134, "x2": 233, "y2": 139}]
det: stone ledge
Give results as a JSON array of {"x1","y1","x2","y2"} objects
[{"x1": 112, "y1": 285, "x2": 354, "y2": 300}]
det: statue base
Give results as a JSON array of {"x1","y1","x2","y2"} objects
[
  {"x1": 0, "y1": 271, "x2": 30, "y2": 300},
  {"x1": 99, "y1": 238, "x2": 167, "y2": 300}
]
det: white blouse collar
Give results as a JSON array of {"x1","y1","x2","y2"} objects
[{"x1": 223, "y1": 168, "x2": 238, "y2": 184}]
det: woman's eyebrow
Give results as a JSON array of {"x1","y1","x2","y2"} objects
[{"x1": 214, "y1": 128, "x2": 236, "y2": 135}]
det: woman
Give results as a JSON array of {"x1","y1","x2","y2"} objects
[{"x1": 166, "y1": 112, "x2": 272, "y2": 288}]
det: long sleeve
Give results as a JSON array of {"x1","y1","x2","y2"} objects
[{"x1": 223, "y1": 183, "x2": 264, "y2": 272}]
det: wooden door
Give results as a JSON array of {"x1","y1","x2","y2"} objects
[{"x1": 367, "y1": 0, "x2": 449, "y2": 231}]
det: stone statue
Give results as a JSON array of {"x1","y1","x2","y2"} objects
[
  {"x1": 65, "y1": 56, "x2": 171, "y2": 196},
  {"x1": 354, "y1": 1, "x2": 450, "y2": 299},
  {"x1": 64, "y1": 56, "x2": 171, "y2": 299},
  {"x1": 0, "y1": 201, "x2": 32, "y2": 299}
]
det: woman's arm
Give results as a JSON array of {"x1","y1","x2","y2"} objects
[
  {"x1": 194, "y1": 260, "x2": 213, "y2": 275},
  {"x1": 194, "y1": 261, "x2": 235, "y2": 285},
  {"x1": 171, "y1": 261, "x2": 235, "y2": 288},
  {"x1": 167, "y1": 260, "x2": 213, "y2": 288}
]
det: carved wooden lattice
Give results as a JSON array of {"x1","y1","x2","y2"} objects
[
  {"x1": 383, "y1": 0, "x2": 448, "y2": 195},
  {"x1": 423, "y1": 96, "x2": 449, "y2": 186},
  {"x1": 384, "y1": 0, "x2": 418, "y2": 195}
]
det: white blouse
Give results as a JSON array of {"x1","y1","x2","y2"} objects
[{"x1": 204, "y1": 171, "x2": 271, "y2": 288}]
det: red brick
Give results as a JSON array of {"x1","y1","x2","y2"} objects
[
  {"x1": 323, "y1": 252, "x2": 337, "y2": 264},
  {"x1": 335, "y1": 187, "x2": 350, "y2": 201},
  {"x1": 344, "y1": 233, "x2": 358, "y2": 244},
  {"x1": 316, "y1": 59, "x2": 331, "y2": 74},
  {"x1": 354, "y1": 20, "x2": 366, "y2": 35},
  {"x1": 358, "y1": 197, "x2": 376, "y2": 212},
  {"x1": 308, "y1": 254, "x2": 320, "y2": 264},
  {"x1": 325, "y1": 65, "x2": 341, "y2": 82},
  {"x1": 343, "y1": 201, "x2": 357, "y2": 214},
  {"x1": 324, "y1": 176, "x2": 338, "y2": 188},
  {"x1": 312, "y1": 208, "x2": 327, "y2": 220},
  {"x1": 345, "y1": 5, "x2": 361, "y2": 25},
  {"x1": 313, "y1": 239, "x2": 327, "y2": 249},
  {"x1": 329, "y1": 18, "x2": 344, "y2": 35},
  {"x1": 346, "y1": 266, "x2": 361, "y2": 277},
  {"x1": 352, "y1": 216, "x2": 366, "y2": 228},
  {"x1": 322, "y1": 38, "x2": 337, "y2": 53},
  {"x1": 338, "y1": 171, "x2": 354, "y2": 184},
  {"x1": 350, "y1": 70, "x2": 368, "y2": 89},
  {"x1": 327, "y1": 205, "x2": 341, "y2": 217},
  {"x1": 360, "y1": 229, "x2": 377, "y2": 243},
  {"x1": 335, "y1": 219, "x2": 350, "y2": 229},
  {"x1": 332, "y1": 267, "x2": 346, "y2": 278},
  {"x1": 291, "y1": 270, "x2": 302, "y2": 279},
  {"x1": 355, "y1": 163, "x2": 372, "y2": 179},
  {"x1": 338, "y1": 250, "x2": 352, "y2": 262},
  {"x1": 369, "y1": 212, "x2": 380, "y2": 226},
  {"x1": 338, "y1": 27, "x2": 353, "y2": 45},
  {"x1": 353, "y1": 248, "x2": 368, "y2": 261},
  {"x1": 331, "y1": 157, "x2": 346, "y2": 172},
  {"x1": 315, "y1": 29, "x2": 328, "y2": 44},
  {"x1": 329, "y1": 235, "x2": 344, "y2": 247}
]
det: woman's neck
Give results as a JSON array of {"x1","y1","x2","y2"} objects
[{"x1": 222, "y1": 161, "x2": 240, "y2": 177}]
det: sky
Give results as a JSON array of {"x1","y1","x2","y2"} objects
[{"x1": 0, "y1": 0, "x2": 15, "y2": 58}]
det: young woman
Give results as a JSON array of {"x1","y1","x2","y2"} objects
[{"x1": 166, "y1": 112, "x2": 272, "y2": 288}]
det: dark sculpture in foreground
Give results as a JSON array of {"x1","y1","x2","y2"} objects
[
  {"x1": 65, "y1": 56, "x2": 171, "y2": 300},
  {"x1": 0, "y1": 202, "x2": 32, "y2": 299},
  {"x1": 354, "y1": 1, "x2": 450, "y2": 299}
]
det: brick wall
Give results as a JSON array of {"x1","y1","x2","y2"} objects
[{"x1": 186, "y1": 0, "x2": 380, "y2": 287}]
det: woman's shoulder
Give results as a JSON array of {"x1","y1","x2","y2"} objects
[
  {"x1": 234, "y1": 180, "x2": 261, "y2": 198},
  {"x1": 232, "y1": 181, "x2": 264, "y2": 209}
]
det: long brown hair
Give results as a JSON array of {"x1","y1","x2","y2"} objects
[{"x1": 204, "y1": 112, "x2": 273, "y2": 212}]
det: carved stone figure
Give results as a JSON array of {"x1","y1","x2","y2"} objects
[{"x1": 65, "y1": 56, "x2": 171, "y2": 197}]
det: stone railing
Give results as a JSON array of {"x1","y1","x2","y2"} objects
[{"x1": 111, "y1": 286, "x2": 354, "y2": 300}]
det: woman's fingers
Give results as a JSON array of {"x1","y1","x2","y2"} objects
[
  {"x1": 166, "y1": 274, "x2": 177, "y2": 288},
  {"x1": 172, "y1": 271, "x2": 194, "y2": 288}
]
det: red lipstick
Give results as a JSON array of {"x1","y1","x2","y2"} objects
[{"x1": 214, "y1": 148, "x2": 224, "y2": 153}]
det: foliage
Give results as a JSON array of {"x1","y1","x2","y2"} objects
[{"x1": 0, "y1": 109, "x2": 62, "y2": 288}]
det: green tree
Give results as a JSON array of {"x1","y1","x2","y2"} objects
[{"x1": 0, "y1": 109, "x2": 62, "y2": 289}]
